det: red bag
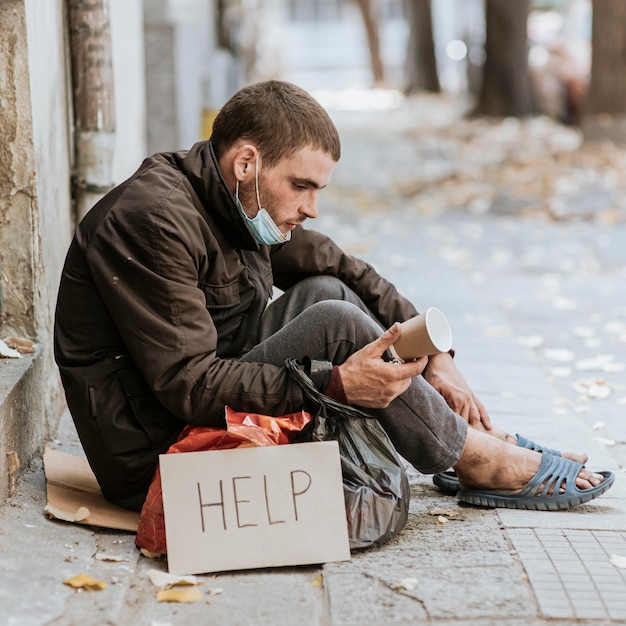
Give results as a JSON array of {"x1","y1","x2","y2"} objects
[{"x1": 135, "y1": 406, "x2": 312, "y2": 555}]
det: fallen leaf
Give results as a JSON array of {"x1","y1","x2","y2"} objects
[
  {"x1": 0, "y1": 339, "x2": 21, "y2": 358},
  {"x1": 518, "y1": 335, "x2": 543, "y2": 348},
  {"x1": 311, "y1": 574, "x2": 323, "y2": 587},
  {"x1": 156, "y1": 587, "x2": 203, "y2": 603},
  {"x1": 207, "y1": 587, "x2": 223, "y2": 595},
  {"x1": 575, "y1": 355, "x2": 624, "y2": 373},
  {"x1": 94, "y1": 552, "x2": 127, "y2": 562},
  {"x1": 392, "y1": 577, "x2": 418, "y2": 591},
  {"x1": 595, "y1": 436, "x2": 616, "y2": 447},
  {"x1": 45, "y1": 504, "x2": 90, "y2": 523},
  {"x1": 573, "y1": 377, "x2": 613, "y2": 399},
  {"x1": 7, "y1": 451, "x2": 19, "y2": 496},
  {"x1": 610, "y1": 554, "x2": 626, "y2": 569},
  {"x1": 140, "y1": 548, "x2": 162, "y2": 559},
  {"x1": 428, "y1": 507, "x2": 461, "y2": 519},
  {"x1": 544, "y1": 348, "x2": 576, "y2": 362},
  {"x1": 148, "y1": 569, "x2": 198, "y2": 589},
  {"x1": 63, "y1": 573, "x2": 107, "y2": 591},
  {"x1": 2, "y1": 336, "x2": 36, "y2": 354}
]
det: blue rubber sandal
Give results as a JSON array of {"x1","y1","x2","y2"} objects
[
  {"x1": 433, "y1": 470, "x2": 461, "y2": 494},
  {"x1": 433, "y1": 433, "x2": 563, "y2": 495},
  {"x1": 516, "y1": 433, "x2": 560, "y2": 456},
  {"x1": 457, "y1": 452, "x2": 615, "y2": 511}
]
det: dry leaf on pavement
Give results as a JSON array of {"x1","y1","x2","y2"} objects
[
  {"x1": 45, "y1": 505, "x2": 90, "y2": 523},
  {"x1": 392, "y1": 577, "x2": 418, "y2": 591},
  {"x1": 63, "y1": 573, "x2": 107, "y2": 591},
  {"x1": 429, "y1": 506, "x2": 462, "y2": 524},
  {"x1": 94, "y1": 552, "x2": 127, "y2": 562},
  {"x1": 147, "y1": 569, "x2": 198, "y2": 588},
  {"x1": 156, "y1": 587, "x2": 204, "y2": 603}
]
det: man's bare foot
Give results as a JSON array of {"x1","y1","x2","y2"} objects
[{"x1": 455, "y1": 429, "x2": 604, "y2": 494}]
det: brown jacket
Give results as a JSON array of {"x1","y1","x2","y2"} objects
[{"x1": 54, "y1": 141, "x2": 418, "y2": 502}]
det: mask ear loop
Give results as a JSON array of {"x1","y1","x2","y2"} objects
[{"x1": 255, "y1": 154, "x2": 263, "y2": 212}]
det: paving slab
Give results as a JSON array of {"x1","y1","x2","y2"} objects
[{"x1": 506, "y1": 528, "x2": 626, "y2": 621}]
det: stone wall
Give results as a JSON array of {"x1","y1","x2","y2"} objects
[{"x1": 0, "y1": 0, "x2": 69, "y2": 500}]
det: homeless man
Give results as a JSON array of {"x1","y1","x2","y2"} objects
[{"x1": 54, "y1": 80, "x2": 613, "y2": 514}]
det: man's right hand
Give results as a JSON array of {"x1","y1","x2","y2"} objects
[{"x1": 338, "y1": 323, "x2": 427, "y2": 408}]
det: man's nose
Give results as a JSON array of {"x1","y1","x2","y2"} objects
[{"x1": 301, "y1": 191, "x2": 318, "y2": 219}]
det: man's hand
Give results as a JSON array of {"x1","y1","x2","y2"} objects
[
  {"x1": 339, "y1": 323, "x2": 427, "y2": 408},
  {"x1": 423, "y1": 352, "x2": 492, "y2": 430}
]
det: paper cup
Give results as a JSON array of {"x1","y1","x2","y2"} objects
[{"x1": 393, "y1": 308, "x2": 453, "y2": 360}]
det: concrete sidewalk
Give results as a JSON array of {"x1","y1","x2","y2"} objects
[{"x1": 2, "y1": 95, "x2": 626, "y2": 625}]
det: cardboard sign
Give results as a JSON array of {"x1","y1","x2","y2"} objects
[{"x1": 160, "y1": 441, "x2": 350, "y2": 575}]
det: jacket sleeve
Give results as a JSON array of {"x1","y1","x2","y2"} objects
[
  {"x1": 85, "y1": 185, "x2": 305, "y2": 426},
  {"x1": 270, "y1": 226, "x2": 419, "y2": 327}
]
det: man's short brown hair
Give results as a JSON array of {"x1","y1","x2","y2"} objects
[{"x1": 210, "y1": 80, "x2": 341, "y2": 167}]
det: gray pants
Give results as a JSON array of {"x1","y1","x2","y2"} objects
[{"x1": 241, "y1": 276, "x2": 467, "y2": 474}]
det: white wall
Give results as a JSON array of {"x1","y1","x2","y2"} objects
[
  {"x1": 171, "y1": 0, "x2": 211, "y2": 149},
  {"x1": 24, "y1": 0, "x2": 73, "y2": 321},
  {"x1": 110, "y1": 0, "x2": 148, "y2": 182}
]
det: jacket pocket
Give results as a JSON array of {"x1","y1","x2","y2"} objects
[
  {"x1": 198, "y1": 279, "x2": 240, "y2": 309},
  {"x1": 115, "y1": 359, "x2": 178, "y2": 449},
  {"x1": 77, "y1": 354, "x2": 178, "y2": 456}
]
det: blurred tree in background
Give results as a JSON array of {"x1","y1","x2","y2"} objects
[
  {"x1": 585, "y1": 0, "x2": 626, "y2": 117},
  {"x1": 353, "y1": 0, "x2": 385, "y2": 84},
  {"x1": 404, "y1": 0, "x2": 439, "y2": 94},
  {"x1": 475, "y1": 0, "x2": 534, "y2": 116},
  {"x1": 219, "y1": 0, "x2": 626, "y2": 136}
]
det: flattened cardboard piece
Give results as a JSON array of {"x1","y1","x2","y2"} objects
[
  {"x1": 43, "y1": 446, "x2": 139, "y2": 532},
  {"x1": 160, "y1": 441, "x2": 350, "y2": 575}
]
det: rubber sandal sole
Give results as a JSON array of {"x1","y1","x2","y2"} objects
[
  {"x1": 457, "y1": 452, "x2": 615, "y2": 511},
  {"x1": 433, "y1": 433, "x2": 564, "y2": 495},
  {"x1": 432, "y1": 470, "x2": 460, "y2": 494}
]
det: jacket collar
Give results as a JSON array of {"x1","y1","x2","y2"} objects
[{"x1": 175, "y1": 140, "x2": 260, "y2": 251}]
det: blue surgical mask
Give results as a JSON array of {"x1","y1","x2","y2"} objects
[{"x1": 234, "y1": 155, "x2": 291, "y2": 246}]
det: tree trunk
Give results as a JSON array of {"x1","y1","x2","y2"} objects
[
  {"x1": 404, "y1": 0, "x2": 440, "y2": 94},
  {"x1": 581, "y1": 0, "x2": 626, "y2": 141},
  {"x1": 474, "y1": 0, "x2": 533, "y2": 117},
  {"x1": 353, "y1": 0, "x2": 385, "y2": 85},
  {"x1": 585, "y1": 0, "x2": 626, "y2": 115}
]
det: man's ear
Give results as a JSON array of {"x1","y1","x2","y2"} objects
[{"x1": 233, "y1": 144, "x2": 258, "y2": 182}]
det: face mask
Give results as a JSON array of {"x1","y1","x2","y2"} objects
[{"x1": 234, "y1": 156, "x2": 291, "y2": 246}]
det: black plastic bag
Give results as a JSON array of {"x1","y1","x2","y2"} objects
[{"x1": 286, "y1": 358, "x2": 410, "y2": 550}]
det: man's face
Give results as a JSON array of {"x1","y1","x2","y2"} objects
[{"x1": 238, "y1": 146, "x2": 336, "y2": 236}]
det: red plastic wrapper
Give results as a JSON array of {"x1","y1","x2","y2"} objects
[{"x1": 135, "y1": 406, "x2": 312, "y2": 555}]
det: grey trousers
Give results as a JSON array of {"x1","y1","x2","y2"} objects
[{"x1": 240, "y1": 276, "x2": 467, "y2": 474}]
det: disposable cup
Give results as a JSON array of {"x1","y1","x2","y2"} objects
[{"x1": 393, "y1": 307, "x2": 453, "y2": 360}]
